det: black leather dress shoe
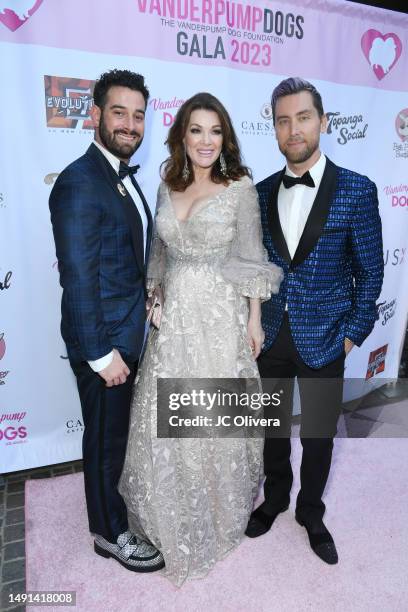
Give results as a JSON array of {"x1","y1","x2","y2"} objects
[
  {"x1": 245, "y1": 504, "x2": 289, "y2": 538},
  {"x1": 295, "y1": 516, "x2": 338, "y2": 565}
]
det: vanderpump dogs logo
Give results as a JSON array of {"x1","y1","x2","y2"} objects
[
  {"x1": 241, "y1": 102, "x2": 274, "y2": 137},
  {"x1": 0, "y1": 0, "x2": 43, "y2": 31},
  {"x1": 149, "y1": 95, "x2": 185, "y2": 127},
  {"x1": 361, "y1": 30, "x2": 402, "y2": 80},
  {"x1": 383, "y1": 184, "x2": 408, "y2": 210},
  {"x1": 45, "y1": 76, "x2": 95, "y2": 131},
  {"x1": 0, "y1": 332, "x2": 9, "y2": 385},
  {"x1": 325, "y1": 112, "x2": 368, "y2": 145},
  {"x1": 376, "y1": 299, "x2": 397, "y2": 327},
  {"x1": 0, "y1": 412, "x2": 28, "y2": 444},
  {"x1": 366, "y1": 345, "x2": 388, "y2": 380}
]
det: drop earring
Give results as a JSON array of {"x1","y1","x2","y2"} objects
[{"x1": 220, "y1": 152, "x2": 227, "y2": 176}]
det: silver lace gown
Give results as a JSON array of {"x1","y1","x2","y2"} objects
[{"x1": 119, "y1": 176, "x2": 283, "y2": 585}]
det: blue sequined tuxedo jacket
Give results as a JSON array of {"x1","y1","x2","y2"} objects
[
  {"x1": 258, "y1": 157, "x2": 384, "y2": 369},
  {"x1": 49, "y1": 143, "x2": 153, "y2": 363}
]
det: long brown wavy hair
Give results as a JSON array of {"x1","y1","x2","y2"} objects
[{"x1": 161, "y1": 92, "x2": 251, "y2": 191}]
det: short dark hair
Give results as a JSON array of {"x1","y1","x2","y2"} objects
[
  {"x1": 93, "y1": 69, "x2": 149, "y2": 109},
  {"x1": 271, "y1": 77, "x2": 324, "y2": 123}
]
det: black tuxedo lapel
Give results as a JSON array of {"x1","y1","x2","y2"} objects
[
  {"x1": 86, "y1": 143, "x2": 146, "y2": 275},
  {"x1": 128, "y1": 174, "x2": 153, "y2": 265},
  {"x1": 267, "y1": 167, "x2": 292, "y2": 266},
  {"x1": 291, "y1": 157, "x2": 337, "y2": 268}
]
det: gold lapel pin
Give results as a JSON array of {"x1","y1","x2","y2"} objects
[{"x1": 117, "y1": 183, "x2": 127, "y2": 197}]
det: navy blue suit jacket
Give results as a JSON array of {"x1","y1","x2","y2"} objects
[
  {"x1": 258, "y1": 157, "x2": 384, "y2": 369},
  {"x1": 49, "y1": 143, "x2": 153, "y2": 363}
]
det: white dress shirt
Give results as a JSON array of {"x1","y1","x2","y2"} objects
[
  {"x1": 278, "y1": 153, "x2": 326, "y2": 312},
  {"x1": 88, "y1": 140, "x2": 148, "y2": 373},
  {"x1": 278, "y1": 153, "x2": 326, "y2": 259}
]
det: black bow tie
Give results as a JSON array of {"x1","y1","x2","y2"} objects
[
  {"x1": 282, "y1": 171, "x2": 315, "y2": 189},
  {"x1": 119, "y1": 161, "x2": 140, "y2": 180}
]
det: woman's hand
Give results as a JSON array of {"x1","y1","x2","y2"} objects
[
  {"x1": 247, "y1": 316, "x2": 265, "y2": 359},
  {"x1": 146, "y1": 286, "x2": 164, "y2": 329}
]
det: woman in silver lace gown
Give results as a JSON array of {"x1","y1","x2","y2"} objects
[{"x1": 119, "y1": 93, "x2": 282, "y2": 586}]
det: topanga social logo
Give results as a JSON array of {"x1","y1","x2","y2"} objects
[
  {"x1": 361, "y1": 30, "x2": 402, "y2": 80},
  {"x1": 0, "y1": 0, "x2": 43, "y2": 31}
]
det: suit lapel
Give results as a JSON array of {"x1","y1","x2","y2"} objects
[
  {"x1": 291, "y1": 157, "x2": 337, "y2": 268},
  {"x1": 86, "y1": 143, "x2": 146, "y2": 275},
  {"x1": 267, "y1": 167, "x2": 292, "y2": 266}
]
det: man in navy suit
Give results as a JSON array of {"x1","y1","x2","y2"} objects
[
  {"x1": 50, "y1": 70, "x2": 164, "y2": 572},
  {"x1": 245, "y1": 78, "x2": 383, "y2": 564}
]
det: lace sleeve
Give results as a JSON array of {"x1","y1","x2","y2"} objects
[
  {"x1": 220, "y1": 178, "x2": 283, "y2": 300},
  {"x1": 146, "y1": 182, "x2": 167, "y2": 293}
]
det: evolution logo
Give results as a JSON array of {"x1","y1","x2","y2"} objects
[
  {"x1": 149, "y1": 96, "x2": 185, "y2": 127},
  {"x1": 361, "y1": 30, "x2": 402, "y2": 80},
  {"x1": 0, "y1": 0, "x2": 43, "y2": 31},
  {"x1": 325, "y1": 112, "x2": 368, "y2": 145},
  {"x1": 66, "y1": 417, "x2": 84, "y2": 434},
  {"x1": 241, "y1": 102, "x2": 275, "y2": 137},
  {"x1": 376, "y1": 299, "x2": 396, "y2": 327},
  {"x1": 384, "y1": 247, "x2": 405, "y2": 267},
  {"x1": 366, "y1": 344, "x2": 388, "y2": 380},
  {"x1": 45, "y1": 76, "x2": 95, "y2": 131},
  {"x1": 0, "y1": 412, "x2": 27, "y2": 445},
  {"x1": 0, "y1": 332, "x2": 9, "y2": 385}
]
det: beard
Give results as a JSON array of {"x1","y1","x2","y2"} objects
[
  {"x1": 280, "y1": 136, "x2": 319, "y2": 165},
  {"x1": 98, "y1": 114, "x2": 143, "y2": 160}
]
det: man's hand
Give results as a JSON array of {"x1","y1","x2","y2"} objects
[
  {"x1": 99, "y1": 348, "x2": 130, "y2": 387},
  {"x1": 344, "y1": 337, "x2": 354, "y2": 356}
]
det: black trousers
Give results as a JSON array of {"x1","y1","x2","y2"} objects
[
  {"x1": 70, "y1": 358, "x2": 137, "y2": 543},
  {"x1": 258, "y1": 313, "x2": 344, "y2": 524}
]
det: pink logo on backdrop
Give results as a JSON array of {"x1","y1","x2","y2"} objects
[
  {"x1": 0, "y1": 0, "x2": 43, "y2": 32},
  {"x1": 361, "y1": 30, "x2": 402, "y2": 80},
  {"x1": 0, "y1": 332, "x2": 9, "y2": 385},
  {"x1": 395, "y1": 109, "x2": 408, "y2": 142}
]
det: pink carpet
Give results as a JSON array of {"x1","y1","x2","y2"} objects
[{"x1": 26, "y1": 439, "x2": 408, "y2": 612}]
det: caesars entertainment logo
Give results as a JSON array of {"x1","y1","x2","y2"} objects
[
  {"x1": 241, "y1": 102, "x2": 274, "y2": 137},
  {"x1": 66, "y1": 417, "x2": 84, "y2": 434},
  {"x1": 0, "y1": 412, "x2": 28, "y2": 445},
  {"x1": 0, "y1": 332, "x2": 9, "y2": 385},
  {"x1": 325, "y1": 112, "x2": 368, "y2": 145},
  {"x1": 394, "y1": 109, "x2": 408, "y2": 159},
  {"x1": 366, "y1": 345, "x2": 388, "y2": 380},
  {"x1": 44, "y1": 76, "x2": 95, "y2": 132}
]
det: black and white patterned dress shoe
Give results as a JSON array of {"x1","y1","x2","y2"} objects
[{"x1": 94, "y1": 530, "x2": 165, "y2": 572}]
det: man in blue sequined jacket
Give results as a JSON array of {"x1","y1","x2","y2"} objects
[{"x1": 245, "y1": 77, "x2": 384, "y2": 566}]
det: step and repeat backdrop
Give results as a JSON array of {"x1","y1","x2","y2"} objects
[{"x1": 1, "y1": 0, "x2": 407, "y2": 471}]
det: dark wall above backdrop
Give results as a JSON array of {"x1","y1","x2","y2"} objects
[{"x1": 346, "y1": 0, "x2": 408, "y2": 13}]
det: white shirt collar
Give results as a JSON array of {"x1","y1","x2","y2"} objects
[
  {"x1": 93, "y1": 140, "x2": 121, "y2": 174},
  {"x1": 285, "y1": 152, "x2": 326, "y2": 182}
]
